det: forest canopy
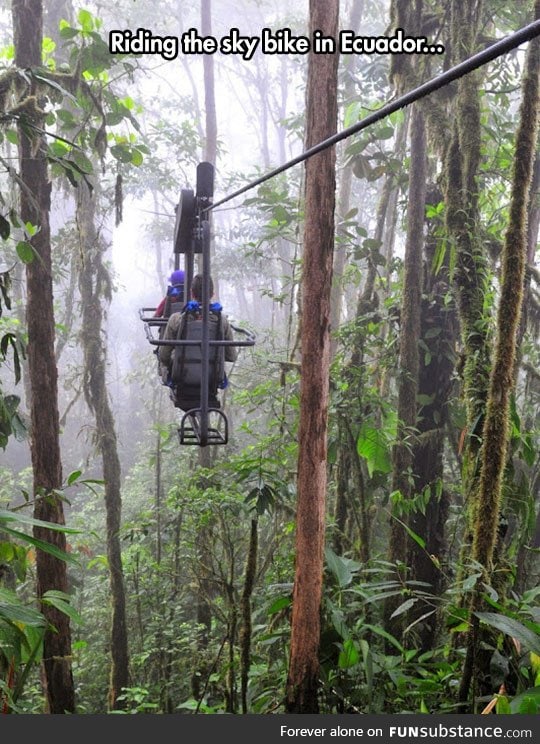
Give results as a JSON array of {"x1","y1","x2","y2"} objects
[{"x1": 0, "y1": 0, "x2": 539, "y2": 718}]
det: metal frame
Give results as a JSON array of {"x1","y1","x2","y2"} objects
[{"x1": 140, "y1": 162, "x2": 256, "y2": 446}]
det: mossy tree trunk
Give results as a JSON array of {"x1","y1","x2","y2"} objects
[
  {"x1": 240, "y1": 518, "x2": 258, "y2": 713},
  {"x1": 285, "y1": 0, "x2": 339, "y2": 714},
  {"x1": 77, "y1": 182, "x2": 129, "y2": 710},
  {"x1": 12, "y1": 0, "x2": 75, "y2": 714},
  {"x1": 444, "y1": 1, "x2": 489, "y2": 509},
  {"x1": 515, "y1": 148, "x2": 540, "y2": 594}
]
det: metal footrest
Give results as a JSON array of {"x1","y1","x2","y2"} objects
[{"x1": 178, "y1": 408, "x2": 228, "y2": 446}]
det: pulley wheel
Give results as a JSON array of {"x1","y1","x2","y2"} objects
[
  {"x1": 196, "y1": 162, "x2": 214, "y2": 201},
  {"x1": 173, "y1": 188, "x2": 195, "y2": 253}
]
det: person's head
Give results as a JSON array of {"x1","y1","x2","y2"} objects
[
  {"x1": 169, "y1": 269, "x2": 185, "y2": 286},
  {"x1": 191, "y1": 273, "x2": 214, "y2": 302}
]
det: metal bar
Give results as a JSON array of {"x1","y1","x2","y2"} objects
[
  {"x1": 199, "y1": 218, "x2": 211, "y2": 446},
  {"x1": 146, "y1": 338, "x2": 256, "y2": 348},
  {"x1": 186, "y1": 251, "x2": 194, "y2": 306}
]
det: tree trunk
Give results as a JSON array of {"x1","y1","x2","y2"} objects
[
  {"x1": 77, "y1": 182, "x2": 129, "y2": 710},
  {"x1": 385, "y1": 104, "x2": 427, "y2": 634},
  {"x1": 240, "y1": 518, "x2": 258, "y2": 714},
  {"x1": 12, "y1": 0, "x2": 75, "y2": 714},
  {"x1": 285, "y1": 0, "x2": 339, "y2": 714},
  {"x1": 201, "y1": 0, "x2": 217, "y2": 166},
  {"x1": 191, "y1": 452, "x2": 214, "y2": 701},
  {"x1": 333, "y1": 159, "x2": 399, "y2": 561},
  {"x1": 445, "y1": 1, "x2": 489, "y2": 499},
  {"x1": 198, "y1": 0, "x2": 219, "y2": 286},
  {"x1": 330, "y1": 0, "x2": 364, "y2": 359},
  {"x1": 408, "y1": 281, "x2": 454, "y2": 650},
  {"x1": 515, "y1": 148, "x2": 540, "y2": 594}
]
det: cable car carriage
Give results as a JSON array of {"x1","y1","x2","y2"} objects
[{"x1": 139, "y1": 162, "x2": 255, "y2": 447}]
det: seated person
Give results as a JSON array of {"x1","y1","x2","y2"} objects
[
  {"x1": 159, "y1": 274, "x2": 237, "y2": 412},
  {"x1": 154, "y1": 269, "x2": 185, "y2": 319}
]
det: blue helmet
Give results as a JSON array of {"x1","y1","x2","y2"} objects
[{"x1": 169, "y1": 269, "x2": 185, "y2": 286}]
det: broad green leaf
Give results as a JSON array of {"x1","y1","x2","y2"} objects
[
  {"x1": 0, "y1": 588, "x2": 46, "y2": 627},
  {"x1": 110, "y1": 144, "x2": 134, "y2": 163},
  {"x1": 267, "y1": 596, "x2": 291, "y2": 615},
  {"x1": 338, "y1": 639, "x2": 359, "y2": 669},
  {"x1": 71, "y1": 150, "x2": 93, "y2": 174},
  {"x1": 0, "y1": 509, "x2": 81, "y2": 534},
  {"x1": 0, "y1": 526, "x2": 78, "y2": 565},
  {"x1": 16, "y1": 241, "x2": 34, "y2": 263},
  {"x1": 376, "y1": 125, "x2": 394, "y2": 140},
  {"x1": 475, "y1": 612, "x2": 540, "y2": 656},
  {"x1": 130, "y1": 149, "x2": 143, "y2": 166},
  {"x1": 522, "y1": 433, "x2": 536, "y2": 467},
  {"x1": 56, "y1": 109, "x2": 77, "y2": 127},
  {"x1": 120, "y1": 96, "x2": 135, "y2": 110},
  {"x1": 77, "y1": 8, "x2": 94, "y2": 32},
  {"x1": 49, "y1": 140, "x2": 70, "y2": 158},
  {"x1": 390, "y1": 597, "x2": 417, "y2": 619},
  {"x1": 431, "y1": 242, "x2": 446, "y2": 275},
  {"x1": 360, "y1": 639, "x2": 373, "y2": 693},
  {"x1": 42, "y1": 590, "x2": 82, "y2": 625},
  {"x1": 364, "y1": 623, "x2": 404, "y2": 654},
  {"x1": 0, "y1": 541, "x2": 14, "y2": 562},
  {"x1": 105, "y1": 112, "x2": 125, "y2": 126},
  {"x1": 357, "y1": 425, "x2": 391, "y2": 478},
  {"x1": 495, "y1": 695, "x2": 511, "y2": 714},
  {"x1": 343, "y1": 101, "x2": 362, "y2": 128},
  {"x1": 59, "y1": 25, "x2": 79, "y2": 40},
  {"x1": 67, "y1": 470, "x2": 82, "y2": 486},
  {"x1": 509, "y1": 687, "x2": 540, "y2": 714},
  {"x1": 325, "y1": 546, "x2": 361, "y2": 588}
]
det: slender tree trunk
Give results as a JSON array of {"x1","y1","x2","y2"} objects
[
  {"x1": 197, "y1": 0, "x2": 221, "y2": 294},
  {"x1": 330, "y1": 0, "x2": 364, "y2": 359},
  {"x1": 191, "y1": 0, "x2": 219, "y2": 696},
  {"x1": 515, "y1": 147, "x2": 540, "y2": 593},
  {"x1": 240, "y1": 518, "x2": 258, "y2": 714},
  {"x1": 77, "y1": 182, "x2": 129, "y2": 710},
  {"x1": 201, "y1": 0, "x2": 216, "y2": 166},
  {"x1": 333, "y1": 161, "x2": 398, "y2": 560},
  {"x1": 385, "y1": 105, "x2": 427, "y2": 634},
  {"x1": 285, "y1": 0, "x2": 339, "y2": 714},
  {"x1": 12, "y1": 0, "x2": 75, "y2": 714},
  {"x1": 191, "y1": 452, "x2": 214, "y2": 701},
  {"x1": 408, "y1": 285, "x2": 454, "y2": 650}
]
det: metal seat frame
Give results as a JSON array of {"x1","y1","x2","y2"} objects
[{"x1": 139, "y1": 162, "x2": 255, "y2": 446}]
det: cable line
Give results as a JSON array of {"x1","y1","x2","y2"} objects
[{"x1": 208, "y1": 19, "x2": 540, "y2": 212}]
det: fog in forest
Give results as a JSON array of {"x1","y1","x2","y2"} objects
[{"x1": 1, "y1": 0, "x2": 539, "y2": 718}]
